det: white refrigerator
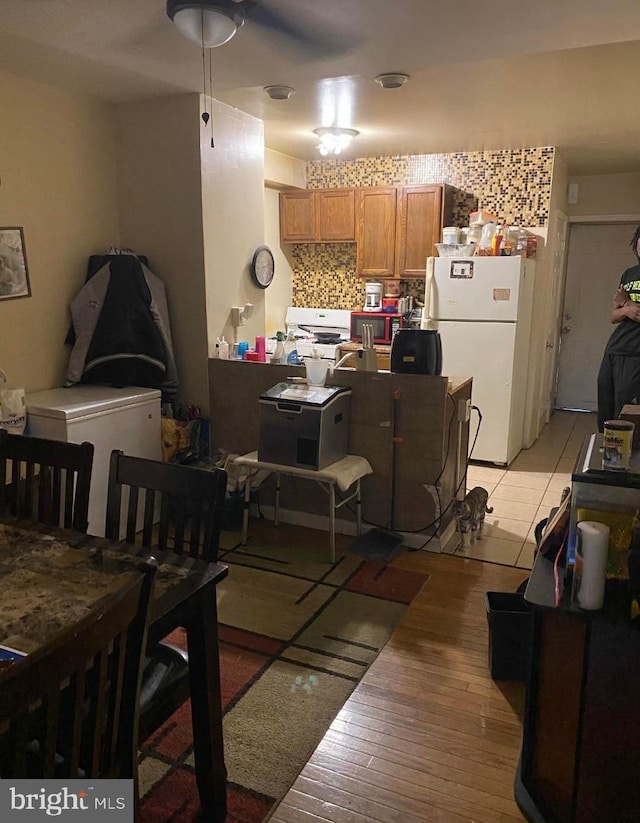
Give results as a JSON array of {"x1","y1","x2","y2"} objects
[
  {"x1": 425, "y1": 256, "x2": 535, "y2": 465},
  {"x1": 25, "y1": 385, "x2": 161, "y2": 537}
]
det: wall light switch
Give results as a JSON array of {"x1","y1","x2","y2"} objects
[{"x1": 567, "y1": 182, "x2": 579, "y2": 204}]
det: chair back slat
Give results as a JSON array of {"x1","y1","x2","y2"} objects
[
  {"x1": 0, "y1": 557, "x2": 156, "y2": 791},
  {"x1": 0, "y1": 430, "x2": 94, "y2": 533},
  {"x1": 105, "y1": 450, "x2": 227, "y2": 562},
  {"x1": 126, "y1": 486, "x2": 139, "y2": 544}
]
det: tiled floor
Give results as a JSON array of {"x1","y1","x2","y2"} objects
[{"x1": 448, "y1": 409, "x2": 598, "y2": 569}]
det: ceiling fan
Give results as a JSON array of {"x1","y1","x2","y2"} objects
[{"x1": 166, "y1": 0, "x2": 355, "y2": 58}]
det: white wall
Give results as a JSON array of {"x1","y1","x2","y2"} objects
[
  {"x1": 567, "y1": 172, "x2": 640, "y2": 218},
  {"x1": 0, "y1": 69, "x2": 120, "y2": 392}
]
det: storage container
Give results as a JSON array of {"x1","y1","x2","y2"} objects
[
  {"x1": 441, "y1": 226, "x2": 460, "y2": 244},
  {"x1": 485, "y1": 591, "x2": 531, "y2": 680}
]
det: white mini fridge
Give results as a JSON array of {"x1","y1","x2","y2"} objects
[
  {"x1": 25, "y1": 385, "x2": 161, "y2": 537},
  {"x1": 425, "y1": 255, "x2": 535, "y2": 465}
]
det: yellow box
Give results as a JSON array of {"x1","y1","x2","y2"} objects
[{"x1": 576, "y1": 508, "x2": 634, "y2": 579}]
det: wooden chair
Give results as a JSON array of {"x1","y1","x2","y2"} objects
[
  {"x1": 104, "y1": 450, "x2": 227, "y2": 742},
  {"x1": 0, "y1": 428, "x2": 94, "y2": 532},
  {"x1": 105, "y1": 450, "x2": 227, "y2": 562},
  {"x1": 0, "y1": 556, "x2": 157, "y2": 805}
]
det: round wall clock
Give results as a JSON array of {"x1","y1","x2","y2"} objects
[{"x1": 250, "y1": 245, "x2": 275, "y2": 289}]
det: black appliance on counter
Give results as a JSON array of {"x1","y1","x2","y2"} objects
[{"x1": 390, "y1": 329, "x2": 442, "y2": 375}]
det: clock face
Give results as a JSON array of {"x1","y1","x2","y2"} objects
[{"x1": 251, "y1": 245, "x2": 275, "y2": 289}]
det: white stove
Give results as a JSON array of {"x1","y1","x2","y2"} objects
[{"x1": 266, "y1": 307, "x2": 352, "y2": 363}]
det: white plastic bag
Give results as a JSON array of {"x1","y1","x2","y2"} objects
[{"x1": 0, "y1": 371, "x2": 26, "y2": 435}]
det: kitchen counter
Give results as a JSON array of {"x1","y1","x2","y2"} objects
[{"x1": 208, "y1": 359, "x2": 472, "y2": 549}]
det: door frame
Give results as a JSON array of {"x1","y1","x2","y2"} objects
[{"x1": 553, "y1": 213, "x2": 640, "y2": 410}]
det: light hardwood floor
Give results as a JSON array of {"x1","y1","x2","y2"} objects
[{"x1": 269, "y1": 412, "x2": 596, "y2": 823}]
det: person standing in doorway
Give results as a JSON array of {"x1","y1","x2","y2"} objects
[{"x1": 597, "y1": 225, "x2": 640, "y2": 431}]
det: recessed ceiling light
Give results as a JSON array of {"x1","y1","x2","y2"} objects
[
  {"x1": 264, "y1": 85, "x2": 295, "y2": 100},
  {"x1": 374, "y1": 73, "x2": 410, "y2": 89}
]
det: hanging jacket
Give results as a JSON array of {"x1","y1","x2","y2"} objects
[{"x1": 65, "y1": 255, "x2": 178, "y2": 396}]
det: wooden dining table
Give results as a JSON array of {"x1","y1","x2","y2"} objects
[{"x1": 0, "y1": 515, "x2": 229, "y2": 822}]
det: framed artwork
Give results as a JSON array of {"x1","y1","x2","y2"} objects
[{"x1": 0, "y1": 227, "x2": 31, "y2": 301}]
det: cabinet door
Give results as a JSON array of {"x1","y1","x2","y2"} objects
[
  {"x1": 317, "y1": 189, "x2": 355, "y2": 241},
  {"x1": 396, "y1": 185, "x2": 444, "y2": 277},
  {"x1": 280, "y1": 190, "x2": 316, "y2": 242},
  {"x1": 356, "y1": 187, "x2": 397, "y2": 277}
]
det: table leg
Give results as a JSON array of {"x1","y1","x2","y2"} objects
[
  {"x1": 241, "y1": 469, "x2": 251, "y2": 545},
  {"x1": 185, "y1": 582, "x2": 227, "y2": 822},
  {"x1": 329, "y1": 481, "x2": 336, "y2": 562},
  {"x1": 356, "y1": 478, "x2": 362, "y2": 536},
  {"x1": 275, "y1": 473, "x2": 281, "y2": 527}
]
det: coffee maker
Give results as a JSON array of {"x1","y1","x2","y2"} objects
[{"x1": 364, "y1": 282, "x2": 383, "y2": 312}]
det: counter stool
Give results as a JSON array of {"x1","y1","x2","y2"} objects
[{"x1": 233, "y1": 452, "x2": 372, "y2": 562}]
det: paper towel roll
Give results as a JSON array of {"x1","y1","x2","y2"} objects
[{"x1": 577, "y1": 521, "x2": 610, "y2": 610}]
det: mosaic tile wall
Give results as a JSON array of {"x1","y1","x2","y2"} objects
[{"x1": 292, "y1": 147, "x2": 554, "y2": 309}]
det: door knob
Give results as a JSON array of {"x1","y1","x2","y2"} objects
[
  {"x1": 563, "y1": 325, "x2": 571, "y2": 333},
  {"x1": 546, "y1": 342, "x2": 554, "y2": 349}
]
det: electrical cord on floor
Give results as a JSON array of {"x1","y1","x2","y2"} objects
[{"x1": 406, "y1": 404, "x2": 483, "y2": 550}]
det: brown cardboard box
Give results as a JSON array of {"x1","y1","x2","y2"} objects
[{"x1": 619, "y1": 404, "x2": 640, "y2": 450}]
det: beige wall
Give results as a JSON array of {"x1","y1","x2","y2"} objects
[
  {"x1": 114, "y1": 94, "x2": 209, "y2": 412},
  {"x1": 263, "y1": 149, "x2": 305, "y2": 336},
  {"x1": 114, "y1": 96, "x2": 267, "y2": 416},
  {"x1": 567, "y1": 172, "x2": 640, "y2": 218},
  {"x1": 0, "y1": 70, "x2": 120, "y2": 392},
  {"x1": 201, "y1": 100, "x2": 265, "y2": 361}
]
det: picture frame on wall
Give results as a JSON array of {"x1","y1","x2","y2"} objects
[{"x1": 0, "y1": 227, "x2": 31, "y2": 301}]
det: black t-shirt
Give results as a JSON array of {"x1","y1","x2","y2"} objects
[{"x1": 604, "y1": 264, "x2": 640, "y2": 355}]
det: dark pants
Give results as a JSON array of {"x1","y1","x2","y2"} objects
[{"x1": 597, "y1": 352, "x2": 640, "y2": 431}]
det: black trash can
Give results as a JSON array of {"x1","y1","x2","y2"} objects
[{"x1": 485, "y1": 591, "x2": 532, "y2": 681}]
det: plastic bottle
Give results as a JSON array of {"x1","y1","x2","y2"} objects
[
  {"x1": 478, "y1": 221, "x2": 496, "y2": 256},
  {"x1": 516, "y1": 228, "x2": 528, "y2": 258},
  {"x1": 218, "y1": 337, "x2": 229, "y2": 360},
  {"x1": 284, "y1": 330, "x2": 300, "y2": 365},
  {"x1": 491, "y1": 224, "x2": 504, "y2": 256},
  {"x1": 270, "y1": 331, "x2": 285, "y2": 364}
]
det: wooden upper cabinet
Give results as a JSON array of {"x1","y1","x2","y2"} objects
[
  {"x1": 317, "y1": 189, "x2": 355, "y2": 241},
  {"x1": 355, "y1": 187, "x2": 397, "y2": 278},
  {"x1": 396, "y1": 184, "x2": 453, "y2": 277},
  {"x1": 280, "y1": 188, "x2": 355, "y2": 242},
  {"x1": 279, "y1": 190, "x2": 316, "y2": 242}
]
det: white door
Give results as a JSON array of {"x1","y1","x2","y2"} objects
[
  {"x1": 555, "y1": 223, "x2": 638, "y2": 411},
  {"x1": 438, "y1": 320, "x2": 518, "y2": 464},
  {"x1": 540, "y1": 211, "x2": 568, "y2": 425}
]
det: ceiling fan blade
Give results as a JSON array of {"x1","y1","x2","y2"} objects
[{"x1": 241, "y1": 0, "x2": 360, "y2": 60}]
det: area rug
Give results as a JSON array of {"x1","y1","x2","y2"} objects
[{"x1": 138, "y1": 521, "x2": 429, "y2": 823}]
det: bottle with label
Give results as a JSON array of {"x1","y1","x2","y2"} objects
[
  {"x1": 501, "y1": 224, "x2": 514, "y2": 256},
  {"x1": 284, "y1": 330, "x2": 300, "y2": 365},
  {"x1": 491, "y1": 224, "x2": 504, "y2": 256},
  {"x1": 270, "y1": 331, "x2": 285, "y2": 364}
]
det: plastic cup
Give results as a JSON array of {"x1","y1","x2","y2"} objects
[{"x1": 305, "y1": 359, "x2": 328, "y2": 386}]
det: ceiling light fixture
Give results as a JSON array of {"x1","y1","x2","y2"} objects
[
  {"x1": 313, "y1": 127, "x2": 359, "y2": 156},
  {"x1": 374, "y1": 72, "x2": 410, "y2": 89},
  {"x1": 166, "y1": 1, "x2": 245, "y2": 48},
  {"x1": 264, "y1": 85, "x2": 295, "y2": 101}
]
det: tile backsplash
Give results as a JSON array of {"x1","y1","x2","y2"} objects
[{"x1": 293, "y1": 146, "x2": 554, "y2": 310}]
